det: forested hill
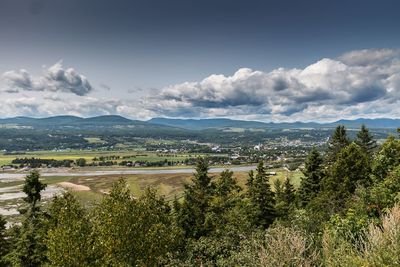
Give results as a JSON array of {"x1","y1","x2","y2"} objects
[
  {"x1": 0, "y1": 115, "x2": 146, "y2": 128},
  {"x1": 149, "y1": 117, "x2": 400, "y2": 130},
  {"x1": 1, "y1": 115, "x2": 399, "y2": 130}
]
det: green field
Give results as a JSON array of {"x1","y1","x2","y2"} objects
[{"x1": 0, "y1": 149, "x2": 225, "y2": 166}]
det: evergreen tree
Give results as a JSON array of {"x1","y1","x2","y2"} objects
[
  {"x1": 214, "y1": 170, "x2": 241, "y2": 202},
  {"x1": 325, "y1": 143, "x2": 371, "y2": 200},
  {"x1": 275, "y1": 177, "x2": 296, "y2": 219},
  {"x1": 246, "y1": 170, "x2": 255, "y2": 198},
  {"x1": 283, "y1": 177, "x2": 296, "y2": 205},
  {"x1": 356, "y1": 124, "x2": 377, "y2": 156},
  {"x1": 0, "y1": 215, "x2": 10, "y2": 266},
  {"x1": 298, "y1": 148, "x2": 324, "y2": 207},
  {"x1": 247, "y1": 161, "x2": 276, "y2": 229},
  {"x1": 273, "y1": 179, "x2": 284, "y2": 203},
  {"x1": 7, "y1": 171, "x2": 48, "y2": 267},
  {"x1": 22, "y1": 170, "x2": 47, "y2": 210},
  {"x1": 327, "y1": 125, "x2": 350, "y2": 163},
  {"x1": 177, "y1": 157, "x2": 214, "y2": 238}
]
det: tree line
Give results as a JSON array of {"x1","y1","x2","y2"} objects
[{"x1": 0, "y1": 125, "x2": 400, "y2": 266}]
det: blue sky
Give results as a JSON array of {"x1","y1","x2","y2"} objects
[{"x1": 1, "y1": 0, "x2": 400, "y2": 122}]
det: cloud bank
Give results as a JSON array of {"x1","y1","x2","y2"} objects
[
  {"x1": 2, "y1": 61, "x2": 93, "y2": 96},
  {"x1": 1, "y1": 49, "x2": 400, "y2": 122},
  {"x1": 148, "y1": 48, "x2": 400, "y2": 121}
]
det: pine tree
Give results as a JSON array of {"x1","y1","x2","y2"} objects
[
  {"x1": 275, "y1": 177, "x2": 296, "y2": 219},
  {"x1": 7, "y1": 171, "x2": 48, "y2": 266},
  {"x1": 246, "y1": 170, "x2": 255, "y2": 198},
  {"x1": 273, "y1": 179, "x2": 284, "y2": 203},
  {"x1": 283, "y1": 177, "x2": 296, "y2": 205},
  {"x1": 177, "y1": 157, "x2": 214, "y2": 238},
  {"x1": 247, "y1": 161, "x2": 276, "y2": 229},
  {"x1": 22, "y1": 170, "x2": 47, "y2": 210},
  {"x1": 298, "y1": 148, "x2": 324, "y2": 207},
  {"x1": 215, "y1": 170, "x2": 241, "y2": 201},
  {"x1": 327, "y1": 125, "x2": 350, "y2": 163},
  {"x1": 356, "y1": 124, "x2": 377, "y2": 155},
  {"x1": 0, "y1": 215, "x2": 10, "y2": 266},
  {"x1": 326, "y1": 143, "x2": 371, "y2": 197}
]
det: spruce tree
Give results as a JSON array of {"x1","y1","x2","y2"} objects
[
  {"x1": 298, "y1": 148, "x2": 324, "y2": 207},
  {"x1": 0, "y1": 215, "x2": 10, "y2": 266},
  {"x1": 326, "y1": 143, "x2": 370, "y2": 197},
  {"x1": 273, "y1": 179, "x2": 284, "y2": 203},
  {"x1": 283, "y1": 177, "x2": 296, "y2": 205},
  {"x1": 275, "y1": 177, "x2": 296, "y2": 219},
  {"x1": 7, "y1": 170, "x2": 48, "y2": 266},
  {"x1": 356, "y1": 124, "x2": 377, "y2": 156},
  {"x1": 22, "y1": 170, "x2": 47, "y2": 210},
  {"x1": 177, "y1": 157, "x2": 214, "y2": 238},
  {"x1": 327, "y1": 125, "x2": 350, "y2": 163},
  {"x1": 247, "y1": 161, "x2": 276, "y2": 229}
]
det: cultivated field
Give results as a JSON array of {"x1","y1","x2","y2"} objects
[{"x1": 0, "y1": 149, "x2": 226, "y2": 166}]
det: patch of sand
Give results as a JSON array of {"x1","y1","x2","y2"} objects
[{"x1": 58, "y1": 182, "x2": 90, "y2": 191}]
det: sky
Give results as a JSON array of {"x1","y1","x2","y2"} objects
[{"x1": 1, "y1": 0, "x2": 400, "y2": 122}]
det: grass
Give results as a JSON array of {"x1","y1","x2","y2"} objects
[
  {"x1": 0, "y1": 149, "x2": 225, "y2": 166},
  {"x1": 84, "y1": 137, "x2": 107, "y2": 144}
]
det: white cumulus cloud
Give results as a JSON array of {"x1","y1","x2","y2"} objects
[
  {"x1": 148, "y1": 48, "x2": 400, "y2": 120},
  {"x1": 1, "y1": 61, "x2": 93, "y2": 96}
]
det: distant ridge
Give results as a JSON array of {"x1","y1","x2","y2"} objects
[
  {"x1": 0, "y1": 115, "x2": 144, "y2": 128},
  {"x1": 149, "y1": 117, "x2": 400, "y2": 130},
  {"x1": 0, "y1": 115, "x2": 399, "y2": 130}
]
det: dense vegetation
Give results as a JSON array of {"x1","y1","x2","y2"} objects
[{"x1": 1, "y1": 125, "x2": 400, "y2": 266}]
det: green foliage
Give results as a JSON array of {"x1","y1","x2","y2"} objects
[
  {"x1": 92, "y1": 179, "x2": 180, "y2": 266},
  {"x1": 372, "y1": 135, "x2": 400, "y2": 180},
  {"x1": 327, "y1": 125, "x2": 350, "y2": 163},
  {"x1": 75, "y1": 158, "x2": 87, "y2": 167},
  {"x1": 247, "y1": 161, "x2": 276, "y2": 229},
  {"x1": 4, "y1": 131, "x2": 400, "y2": 266},
  {"x1": 360, "y1": 165, "x2": 400, "y2": 216},
  {"x1": 298, "y1": 147, "x2": 324, "y2": 207},
  {"x1": 177, "y1": 158, "x2": 214, "y2": 239},
  {"x1": 325, "y1": 143, "x2": 371, "y2": 197},
  {"x1": 46, "y1": 192, "x2": 96, "y2": 266},
  {"x1": 6, "y1": 171, "x2": 48, "y2": 267},
  {"x1": 275, "y1": 177, "x2": 296, "y2": 219},
  {"x1": 327, "y1": 209, "x2": 369, "y2": 242},
  {"x1": 22, "y1": 170, "x2": 47, "y2": 208},
  {"x1": 7, "y1": 218, "x2": 48, "y2": 267},
  {"x1": 0, "y1": 215, "x2": 10, "y2": 266},
  {"x1": 322, "y1": 204, "x2": 400, "y2": 266},
  {"x1": 356, "y1": 124, "x2": 377, "y2": 156}
]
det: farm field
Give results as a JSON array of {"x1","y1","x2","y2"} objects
[{"x1": 0, "y1": 149, "x2": 227, "y2": 166}]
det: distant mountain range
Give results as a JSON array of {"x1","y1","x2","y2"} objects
[
  {"x1": 0, "y1": 115, "x2": 399, "y2": 130},
  {"x1": 149, "y1": 117, "x2": 400, "y2": 130}
]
